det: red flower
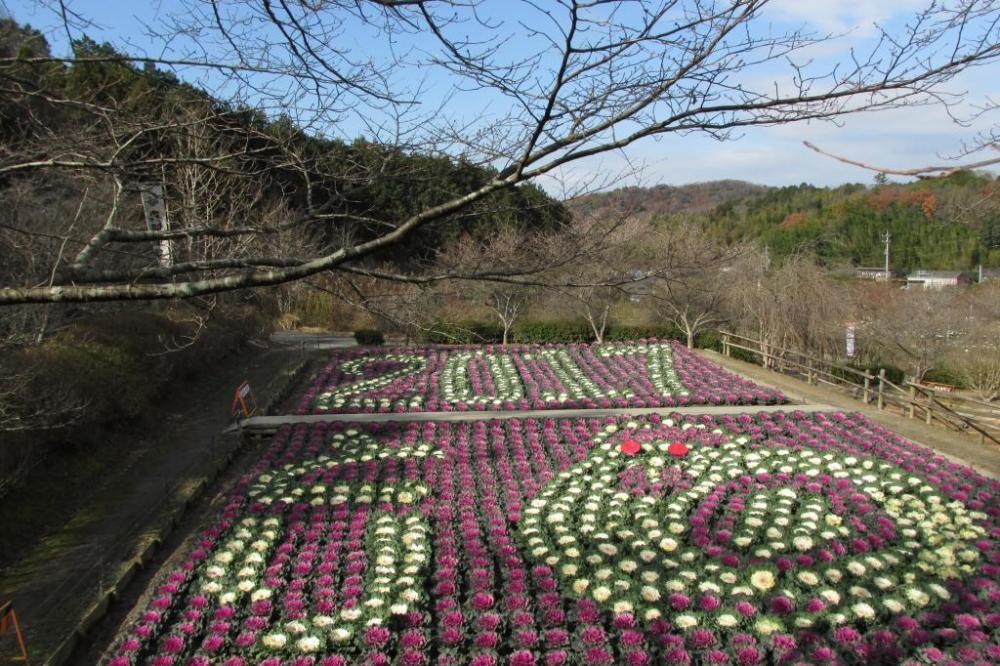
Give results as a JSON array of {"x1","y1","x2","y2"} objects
[
  {"x1": 667, "y1": 441, "x2": 689, "y2": 457},
  {"x1": 620, "y1": 439, "x2": 641, "y2": 455}
]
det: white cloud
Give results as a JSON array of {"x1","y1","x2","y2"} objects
[
  {"x1": 585, "y1": 55, "x2": 1000, "y2": 190},
  {"x1": 546, "y1": 90, "x2": 998, "y2": 194},
  {"x1": 767, "y1": 0, "x2": 930, "y2": 34}
]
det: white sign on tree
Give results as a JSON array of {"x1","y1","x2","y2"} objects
[{"x1": 139, "y1": 182, "x2": 173, "y2": 268}]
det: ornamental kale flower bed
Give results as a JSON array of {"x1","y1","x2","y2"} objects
[
  {"x1": 109, "y1": 411, "x2": 1000, "y2": 665},
  {"x1": 298, "y1": 341, "x2": 783, "y2": 414}
]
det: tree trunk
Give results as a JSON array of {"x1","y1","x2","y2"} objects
[
  {"x1": 589, "y1": 304, "x2": 609, "y2": 343},
  {"x1": 585, "y1": 313, "x2": 599, "y2": 343}
]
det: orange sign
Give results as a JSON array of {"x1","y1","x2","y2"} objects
[
  {"x1": 0, "y1": 601, "x2": 31, "y2": 664},
  {"x1": 231, "y1": 381, "x2": 258, "y2": 418}
]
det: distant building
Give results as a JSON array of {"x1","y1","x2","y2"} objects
[
  {"x1": 853, "y1": 266, "x2": 892, "y2": 281},
  {"x1": 979, "y1": 267, "x2": 1000, "y2": 283},
  {"x1": 905, "y1": 270, "x2": 973, "y2": 289}
]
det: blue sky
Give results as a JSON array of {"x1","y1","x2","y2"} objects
[{"x1": 8, "y1": 0, "x2": 998, "y2": 191}]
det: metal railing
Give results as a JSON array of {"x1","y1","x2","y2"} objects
[{"x1": 720, "y1": 331, "x2": 1000, "y2": 447}]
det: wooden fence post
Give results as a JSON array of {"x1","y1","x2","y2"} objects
[
  {"x1": 926, "y1": 395, "x2": 934, "y2": 424},
  {"x1": 863, "y1": 374, "x2": 872, "y2": 404},
  {"x1": 722, "y1": 333, "x2": 730, "y2": 357},
  {"x1": 908, "y1": 385, "x2": 916, "y2": 419},
  {"x1": 877, "y1": 369, "x2": 886, "y2": 410},
  {"x1": 806, "y1": 359, "x2": 814, "y2": 385}
]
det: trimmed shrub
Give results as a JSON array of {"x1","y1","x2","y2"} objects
[
  {"x1": 354, "y1": 329, "x2": 386, "y2": 345},
  {"x1": 605, "y1": 324, "x2": 684, "y2": 341},
  {"x1": 418, "y1": 320, "x2": 697, "y2": 344},
  {"x1": 831, "y1": 362, "x2": 905, "y2": 387},
  {"x1": 416, "y1": 320, "x2": 710, "y2": 345},
  {"x1": 922, "y1": 366, "x2": 966, "y2": 389},
  {"x1": 730, "y1": 347, "x2": 763, "y2": 365},
  {"x1": 694, "y1": 330, "x2": 722, "y2": 351},
  {"x1": 512, "y1": 320, "x2": 593, "y2": 343},
  {"x1": 875, "y1": 364, "x2": 906, "y2": 386}
]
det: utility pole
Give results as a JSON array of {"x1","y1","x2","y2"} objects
[{"x1": 883, "y1": 231, "x2": 891, "y2": 281}]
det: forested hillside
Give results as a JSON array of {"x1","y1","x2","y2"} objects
[
  {"x1": 0, "y1": 19, "x2": 569, "y2": 282},
  {"x1": 574, "y1": 173, "x2": 1000, "y2": 271},
  {"x1": 702, "y1": 172, "x2": 1000, "y2": 270},
  {"x1": 568, "y1": 180, "x2": 768, "y2": 220},
  {"x1": 0, "y1": 17, "x2": 570, "y2": 477}
]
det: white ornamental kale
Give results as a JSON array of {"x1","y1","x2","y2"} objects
[{"x1": 516, "y1": 424, "x2": 985, "y2": 630}]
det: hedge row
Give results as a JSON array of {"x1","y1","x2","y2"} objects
[
  {"x1": 353, "y1": 329, "x2": 386, "y2": 345},
  {"x1": 365, "y1": 323, "x2": 959, "y2": 388},
  {"x1": 507, "y1": 320, "x2": 593, "y2": 343},
  {"x1": 831, "y1": 363, "x2": 907, "y2": 386},
  {"x1": 421, "y1": 321, "x2": 510, "y2": 344},
  {"x1": 407, "y1": 320, "x2": 724, "y2": 347}
]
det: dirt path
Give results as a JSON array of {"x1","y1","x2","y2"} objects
[
  {"x1": 233, "y1": 403, "x2": 839, "y2": 434},
  {"x1": 697, "y1": 349, "x2": 1000, "y2": 479},
  {"x1": 0, "y1": 338, "x2": 325, "y2": 664}
]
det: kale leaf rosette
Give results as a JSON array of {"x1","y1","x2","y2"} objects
[
  {"x1": 518, "y1": 419, "x2": 988, "y2": 641},
  {"x1": 108, "y1": 413, "x2": 999, "y2": 665},
  {"x1": 180, "y1": 429, "x2": 440, "y2": 662},
  {"x1": 300, "y1": 342, "x2": 783, "y2": 414},
  {"x1": 313, "y1": 354, "x2": 429, "y2": 412}
]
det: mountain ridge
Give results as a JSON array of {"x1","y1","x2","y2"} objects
[
  {"x1": 567, "y1": 179, "x2": 771, "y2": 219},
  {"x1": 568, "y1": 175, "x2": 1000, "y2": 271}
]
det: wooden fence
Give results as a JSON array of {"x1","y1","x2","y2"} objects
[{"x1": 720, "y1": 331, "x2": 1000, "y2": 447}]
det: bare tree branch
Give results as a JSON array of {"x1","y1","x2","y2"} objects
[
  {"x1": 2, "y1": 0, "x2": 998, "y2": 304},
  {"x1": 803, "y1": 140, "x2": 1000, "y2": 178}
]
